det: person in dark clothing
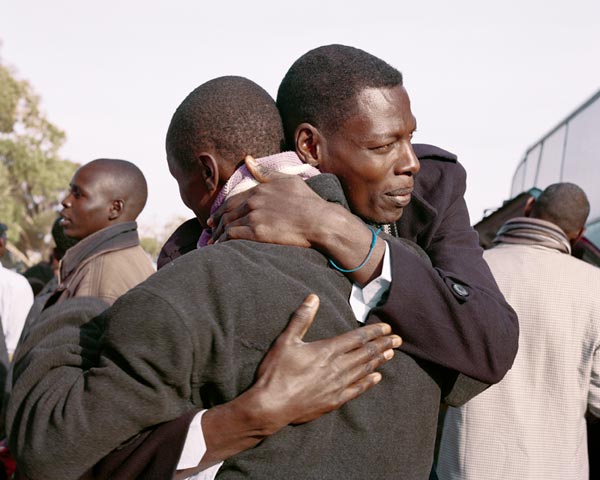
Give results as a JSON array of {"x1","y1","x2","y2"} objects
[
  {"x1": 107, "y1": 45, "x2": 517, "y2": 477},
  {"x1": 208, "y1": 44, "x2": 518, "y2": 385},
  {"x1": 157, "y1": 45, "x2": 518, "y2": 478},
  {"x1": 9, "y1": 45, "x2": 518, "y2": 479}
]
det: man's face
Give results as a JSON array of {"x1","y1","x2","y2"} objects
[
  {"x1": 167, "y1": 155, "x2": 213, "y2": 227},
  {"x1": 317, "y1": 85, "x2": 420, "y2": 225},
  {"x1": 60, "y1": 164, "x2": 114, "y2": 240}
]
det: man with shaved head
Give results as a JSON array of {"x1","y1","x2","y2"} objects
[
  {"x1": 438, "y1": 183, "x2": 600, "y2": 479},
  {"x1": 45, "y1": 158, "x2": 154, "y2": 307}
]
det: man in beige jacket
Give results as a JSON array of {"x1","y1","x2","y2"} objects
[
  {"x1": 438, "y1": 182, "x2": 600, "y2": 480},
  {"x1": 45, "y1": 158, "x2": 154, "y2": 308}
]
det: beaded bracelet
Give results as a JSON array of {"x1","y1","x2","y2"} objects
[{"x1": 328, "y1": 225, "x2": 382, "y2": 273}]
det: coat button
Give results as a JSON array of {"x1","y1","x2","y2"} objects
[{"x1": 452, "y1": 283, "x2": 469, "y2": 297}]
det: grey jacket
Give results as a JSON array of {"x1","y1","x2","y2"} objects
[{"x1": 8, "y1": 175, "x2": 476, "y2": 480}]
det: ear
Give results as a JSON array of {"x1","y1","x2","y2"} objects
[
  {"x1": 295, "y1": 123, "x2": 323, "y2": 168},
  {"x1": 197, "y1": 153, "x2": 220, "y2": 194},
  {"x1": 570, "y1": 227, "x2": 585, "y2": 245},
  {"x1": 108, "y1": 199, "x2": 124, "y2": 220},
  {"x1": 524, "y1": 197, "x2": 535, "y2": 217}
]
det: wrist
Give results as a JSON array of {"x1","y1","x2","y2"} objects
[
  {"x1": 232, "y1": 385, "x2": 288, "y2": 437},
  {"x1": 200, "y1": 387, "x2": 285, "y2": 466},
  {"x1": 310, "y1": 205, "x2": 384, "y2": 285},
  {"x1": 309, "y1": 202, "x2": 356, "y2": 253}
]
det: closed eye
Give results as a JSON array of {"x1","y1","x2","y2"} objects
[{"x1": 370, "y1": 141, "x2": 397, "y2": 153}]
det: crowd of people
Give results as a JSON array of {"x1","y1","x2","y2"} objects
[{"x1": 0, "y1": 44, "x2": 598, "y2": 480}]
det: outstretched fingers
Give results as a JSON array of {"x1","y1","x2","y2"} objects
[
  {"x1": 319, "y1": 321, "x2": 396, "y2": 354},
  {"x1": 332, "y1": 333, "x2": 401, "y2": 387},
  {"x1": 334, "y1": 372, "x2": 384, "y2": 406}
]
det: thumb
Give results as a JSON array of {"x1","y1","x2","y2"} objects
[
  {"x1": 245, "y1": 155, "x2": 293, "y2": 183},
  {"x1": 279, "y1": 294, "x2": 320, "y2": 343}
]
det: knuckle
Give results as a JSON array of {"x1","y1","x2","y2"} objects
[
  {"x1": 218, "y1": 211, "x2": 231, "y2": 228},
  {"x1": 253, "y1": 223, "x2": 270, "y2": 242},
  {"x1": 222, "y1": 224, "x2": 235, "y2": 240},
  {"x1": 292, "y1": 305, "x2": 310, "y2": 321},
  {"x1": 362, "y1": 359, "x2": 376, "y2": 376},
  {"x1": 245, "y1": 195, "x2": 258, "y2": 209},
  {"x1": 354, "y1": 328, "x2": 370, "y2": 346},
  {"x1": 220, "y1": 198, "x2": 235, "y2": 213},
  {"x1": 385, "y1": 336, "x2": 399, "y2": 350},
  {"x1": 246, "y1": 210, "x2": 261, "y2": 226},
  {"x1": 365, "y1": 341, "x2": 378, "y2": 359}
]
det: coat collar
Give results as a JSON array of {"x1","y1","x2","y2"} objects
[
  {"x1": 59, "y1": 221, "x2": 140, "y2": 282},
  {"x1": 396, "y1": 188, "x2": 437, "y2": 241}
]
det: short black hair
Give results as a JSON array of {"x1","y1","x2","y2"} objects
[
  {"x1": 531, "y1": 182, "x2": 590, "y2": 236},
  {"x1": 276, "y1": 44, "x2": 403, "y2": 148},
  {"x1": 166, "y1": 76, "x2": 285, "y2": 171}
]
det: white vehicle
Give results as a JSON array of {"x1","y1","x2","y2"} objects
[{"x1": 510, "y1": 88, "x2": 600, "y2": 246}]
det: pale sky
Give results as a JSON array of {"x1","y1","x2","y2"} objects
[{"x1": 1, "y1": 0, "x2": 599, "y2": 237}]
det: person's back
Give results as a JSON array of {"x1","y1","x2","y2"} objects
[
  {"x1": 438, "y1": 183, "x2": 600, "y2": 480},
  {"x1": 123, "y1": 182, "x2": 444, "y2": 479},
  {"x1": 9, "y1": 174, "x2": 448, "y2": 480},
  {"x1": 7, "y1": 75, "x2": 436, "y2": 480}
]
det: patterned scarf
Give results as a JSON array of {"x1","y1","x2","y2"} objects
[
  {"x1": 198, "y1": 152, "x2": 320, "y2": 247},
  {"x1": 493, "y1": 217, "x2": 571, "y2": 254}
]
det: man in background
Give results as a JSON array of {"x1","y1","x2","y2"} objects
[
  {"x1": 44, "y1": 158, "x2": 154, "y2": 308},
  {"x1": 0, "y1": 222, "x2": 33, "y2": 439},
  {"x1": 0, "y1": 223, "x2": 32, "y2": 362},
  {"x1": 437, "y1": 182, "x2": 600, "y2": 480}
]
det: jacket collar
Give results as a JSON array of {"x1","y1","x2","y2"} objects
[
  {"x1": 396, "y1": 187, "x2": 437, "y2": 241},
  {"x1": 59, "y1": 221, "x2": 140, "y2": 282}
]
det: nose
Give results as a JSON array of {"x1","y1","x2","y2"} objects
[
  {"x1": 394, "y1": 142, "x2": 420, "y2": 176},
  {"x1": 61, "y1": 194, "x2": 72, "y2": 209}
]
